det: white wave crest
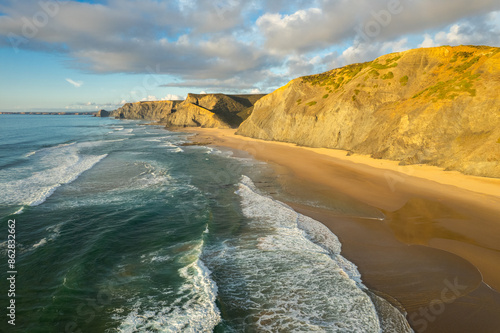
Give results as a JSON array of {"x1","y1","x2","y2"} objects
[
  {"x1": 208, "y1": 175, "x2": 413, "y2": 332},
  {"x1": 0, "y1": 142, "x2": 108, "y2": 206}
]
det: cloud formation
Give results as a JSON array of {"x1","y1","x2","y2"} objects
[
  {"x1": 65, "y1": 78, "x2": 83, "y2": 88},
  {"x1": 1, "y1": 0, "x2": 499, "y2": 93}
]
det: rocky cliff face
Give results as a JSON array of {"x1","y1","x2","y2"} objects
[
  {"x1": 237, "y1": 46, "x2": 500, "y2": 178},
  {"x1": 111, "y1": 94, "x2": 266, "y2": 128},
  {"x1": 111, "y1": 101, "x2": 182, "y2": 121},
  {"x1": 163, "y1": 93, "x2": 266, "y2": 128},
  {"x1": 96, "y1": 109, "x2": 111, "y2": 117}
]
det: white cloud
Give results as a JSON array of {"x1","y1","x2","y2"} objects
[
  {"x1": 419, "y1": 34, "x2": 437, "y2": 48},
  {"x1": 66, "y1": 78, "x2": 83, "y2": 88},
  {"x1": 337, "y1": 38, "x2": 410, "y2": 66},
  {"x1": 141, "y1": 95, "x2": 158, "y2": 101},
  {"x1": 257, "y1": 0, "x2": 500, "y2": 55},
  {"x1": 137, "y1": 94, "x2": 183, "y2": 101},
  {"x1": 0, "y1": 0, "x2": 499, "y2": 94},
  {"x1": 162, "y1": 94, "x2": 183, "y2": 100},
  {"x1": 65, "y1": 101, "x2": 123, "y2": 110},
  {"x1": 382, "y1": 38, "x2": 409, "y2": 53},
  {"x1": 417, "y1": 18, "x2": 500, "y2": 48}
]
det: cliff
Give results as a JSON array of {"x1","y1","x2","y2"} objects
[
  {"x1": 111, "y1": 94, "x2": 266, "y2": 128},
  {"x1": 163, "y1": 93, "x2": 266, "y2": 128},
  {"x1": 96, "y1": 109, "x2": 111, "y2": 117},
  {"x1": 237, "y1": 45, "x2": 500, "y2": 178},
  {"x1": 111, "y1": 100, "x2": 182, "y2": 121}
]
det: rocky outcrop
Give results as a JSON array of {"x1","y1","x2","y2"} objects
[
  {"x1": 163, "y1": 93, "x2": 266, "y2": 128},
  {"x1": 111, "y1": 101, "x2": 182, "y2": 121},
  {"x1": 111, "y1": 94, "x2": 266, "y2": 128},
  {"x1": 96, "y1": 109, "x2": 111, "y2": 117},
  {"x1": 238, "y1": 46, "x2": 500, "y2": 178}
]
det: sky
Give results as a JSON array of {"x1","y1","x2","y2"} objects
[{"x1": 0, "y1": 0, "x2": 499, "y2": 112}]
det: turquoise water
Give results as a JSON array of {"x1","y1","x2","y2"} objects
[{"x1": 0, "y1": 115, "x2": 411, "y2": 332}]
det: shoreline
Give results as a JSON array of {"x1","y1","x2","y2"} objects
[{"x1": 180, "y1": 127, "x2": 500, "y2": 333}]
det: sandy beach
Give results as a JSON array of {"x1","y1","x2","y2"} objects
[{"x1": 181, "y1": 127, "x2": 500, "y2": 333}]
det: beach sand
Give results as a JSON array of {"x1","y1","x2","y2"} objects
[{"x1": 180, "y1": 127, "x2": 500, "y2": 333}]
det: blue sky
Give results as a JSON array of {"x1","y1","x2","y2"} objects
[{"x1": 0, "y1": 0, "x2": 499, "y2": 111}]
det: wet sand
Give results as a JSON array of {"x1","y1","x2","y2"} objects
[{"x1": 181, "y1": 127, "x2": 500, "y2": 333}]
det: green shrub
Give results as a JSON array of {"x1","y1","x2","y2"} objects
[
  {"x1": 382, "y1": 72, "x2": 394, "y2": 80},
  {"x1": 354, "y1": 89, "x2": 360, "y2": 95},
  {"x1": 400, "y1": 75, "x2": 409, "y2": 86},
  {"x1": 323, "y1": 94, "x2": 329, "y2": 99},
  {"x1": 371, "y1": 62, "x2": 397, "y2": 70},
  {"x1": 454, "y1": 56, "x2": 481, "y2": 72},
  {"x1": 413, "y1": 77, "x2": 477, "y2": 101},
  {"x1": 306, "y1": 101, "x2": 317, "y2": 106}
]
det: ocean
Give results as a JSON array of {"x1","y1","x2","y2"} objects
[{"x1": 0, "y1": 115, "x2": 412, "y2": 332}]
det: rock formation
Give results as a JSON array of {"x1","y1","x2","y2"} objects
[
  {"x1": 237, "y1": 45, "x2": 500, "y2": 178},
  {"x1": 111, "y1": 94, "x2": 266, "y2": 128},
  {"x1": 111, "y1": 101, "x2": 182, "y2": 121},
  {"x1": 163, "y1": 93, "x2": 266, "y2": 128},
  {"x1": 96, "y1": 109, "x2": 111, "y2": 117}
]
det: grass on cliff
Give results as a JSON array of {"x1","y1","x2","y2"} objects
[
  {"x1": 382, "y1": 72, "x2": 394, "y2": 80},
  {"x1": 303, "y1": 54, "x2": 402, "y2": 91},
  {"x1": 453, "y1": 56, "x2": 481, "y2": 72},
  {"x1": 370, "y1": 55, "x2": 401, "y2": 70},
  {"x1": 303, "y1": 62, "x2": 370, "y2": 89},
  {"x1": 412, "y1": 51, "x2": 484, "y2": 101},
  {"x1": 413, "y1": 76, "x2": 478, "y2": 101},
  {"x1": 450, "y1": 51, "x2": 474, "y2": 63},
  {"x1": 400, "y1": 75, "x2": 409, "y2": 86}
]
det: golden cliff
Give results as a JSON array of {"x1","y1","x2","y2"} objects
[
  {"x1": 111, "y1": 100, "x2": 182, "y2": 121},
  {"x1": 111, "y1": 94, "x2": 266, "y2": 128},
  {"x1": 237, "y1": 46, "x2": 500, "y2": 178}
]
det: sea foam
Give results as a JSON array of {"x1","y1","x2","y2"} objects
[
  {"x1": 0, "y1": 141, "x2": 107, "y2": 207},
  {"x1": 112, "y1": 242, "x2": 221, "y2": 333},
  {"x1": 202, "y1": 175, "x2": 413, "y2": 332}
]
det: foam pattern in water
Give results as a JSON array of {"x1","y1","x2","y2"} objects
[
  {"x1": 0, "y1": 141, "x2": 107, "y2": 207},
  {"x1": 111, "y1": 241, "x2": 221, "y2": 333},
  {"x1": 203, "y1": 175, "x2": 413, "y2": 332}
]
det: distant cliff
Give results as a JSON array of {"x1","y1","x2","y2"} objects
[
  {"x1": 111, "y1": 101, "x2": 182, "y2": 121},
  {"x1": 96, "y1": 109, "x2": 111, "y2": 117},
  {"x1": 111, "y1": 94, "x2": 266, "y2": 128},
  {"x1": 237, "y1": 46, "x2": 500, "y2": 178}
]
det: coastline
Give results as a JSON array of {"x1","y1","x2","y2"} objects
[{"x1": 180, "y1": 127, "x2": 500, "y2": 333}]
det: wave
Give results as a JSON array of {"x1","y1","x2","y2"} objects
[
  {"x1": 23, "y1": 142, "x2": 77, "y2": 158},
  {"x1": 112, "y1": 242, "x2": 221, "y2": 332},
  {"x1": 24, "y1": 151, "x2": 37, "y2": 158},
  {"x1": 0, "y1": 141, "x2": 108, "y2": 207},
  {"x1": 31, "y1": 222, "x2": 64, "y2": 250},
  {"x1": 203, "y1": 175, "x2": 412, "y2": 332},
  {"x1": 103, "y1": 138, "x2": 127, "y2": 143},
  {"x1": 13, "y1": 207, "x2": 25, "y2": 215},
  {"x1": 159, "y1": 142, "x2": 184, "y2": 153},
  {"x1": 170, "y1": 147, "x2": 184, "y2": 153}
]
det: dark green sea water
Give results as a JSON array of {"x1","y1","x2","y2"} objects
[{"x1": 0, "y1": 115, "x2": 411, "y2": 332}]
